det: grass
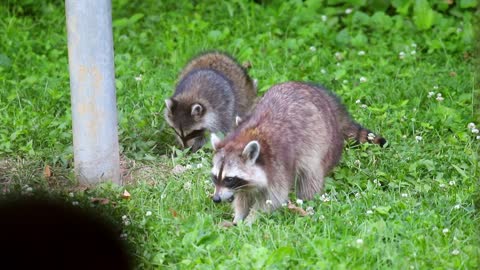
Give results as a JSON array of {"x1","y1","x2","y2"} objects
[{"x1": 1, "y1": 0, "x2": 479, "y2": 269}]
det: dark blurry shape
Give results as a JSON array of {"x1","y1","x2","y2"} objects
[{"x1": 0, "y1": 196, "x2": 133, "y2": 270}]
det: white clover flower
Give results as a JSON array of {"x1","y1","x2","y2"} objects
[
  {"x1": 401, "y1": 193, "x2": 408, "y2": 198},
  {"x1": 360, "y1": 104, "x2": 368, "y2": 109},
  {"x1": 471, "y1": 128, "x2": 479, "y2": 134},
  {"x1": 281, "y1": 202, "x2": 288, "y2": 207},
  {"x1": 358, "y1": 50, "x2": 365, "y2": 56},
  {"x1": 68, "y1": 192, "x2": 74, "y2": 198},
  {"x1": 442, "y1": 228, "x2": 449, "y2": 234},
  {"x1": 318, "y1": 214, "x2": 325, "y2": 220},
  {"x1": 439, "y1": 183, "x2": 446, "y2": 188},
  {"x1": 410, "y1": 50, "x2": 416, "y2": 55},
  {"x1": 427, "y1": 91, "x2": 435, "y2": 98},
  {"x1": 185, "y1": 164, "x2": 193, "y2": 170},
  {"x1": 309, "y1": 46, "x2": 317, "y2": 52},
  {"x1": 321, "y1": 15, "x2": 327, "y2": 22},
  {"x1": 266, "y1": 200, "x2": 273, "y2": 205},
  {"x1": 124, "y1": 220, "x2": 131, "y2": 226},
  {"x1": 72, "y1": 201, "x2": 79, "y2": 206},
  {"x1": 399, "y1": 51, "x2": 406, "y2": 59},
  {"x1": 366, "y1": 210, "x2": 373, "y2": 215},
  {"x1": 449, "y1": 180, "x2": 456, "y2": 186},
  {"x1": 433, "y1": 85, "x2": 439, "y2": 90},
  {"x1": 467, "y1": 123, "x2": 476, "y2": 129},
  {"x1": 411, "y1": 43, "x2": 417, "y2": 48},
  {"x1": 453, "y1": 204, "x2": 461, "y2": 210},
  {"x1": 334, "y1": 51, "x2": 342, "y2": 58},
  {"x1": 415, "y1": 136, "x2": 422, "y2": 142},
  {"x1": 355, "y1": 99, "x2": 361, "y2": 104},
  {"x1": 296, "y1": 199, "x2": 304, "y2": 205},
  {"x1": 367, "y1": 133, "x2": 375, "y2": 141},
  {"x1": 320, "y1": 194, "x2": 330, "y2": 202},
  {"x1": 356, "y1": 239, "x2": 364, "y2": 245},
  {"x1": 355, "y1": 192, "x2": 361, "y2": 198},
  {"x1": 345, "y1": 8, "x2": 353, "y2": 14},
  {"x1": 135, "y1": 74, "x2": 143, "y2": 81},
  {"x1": 306, "y1": 206, "x2": 314, "y2": 215},
  {"x1": 25, "y1": 187, "x2": 33, "y2": 193},
  {"x1": 476, "y1": 135, "x2": 480, "y2": 140},
  {"x1": 122, "y1": 215, "x2": 128, "y2": 220},
  {"x1": 320, "y1": 68, "x2": 326, "y2": 74},
  {"x1": 160, "y1": 194, "x2": 166, "y2": 199},
  {"x1": 373, "y1": 179, "x2": 381, "y2": 186},
  {"x1": 183, "y1": 181, "x2": 192, "y2": 190},
  {"x1": 359, "y1": 76, "x2": 367, "y2": 83},
  {"x1": 402, "y1": 135, "x2": 407, "y2": 139},
  {"x1": 196, "y1": 163, "x2": 203, "y2": 169},
  {"x1": 451, "y1": 249, "x2": 460, "y2": 255},
  {"x1": 436, "y1": 94, "x2": 444, "y2": 101},
  {"x1": 354, "y1": 160, "x2": 361, "y2": 166},
  {"x1": 120, "y1": 233, "x2": 128, "y2": 239},
  {"x1": 146, "y1": 211, "x2": 152, "y2": 216}
]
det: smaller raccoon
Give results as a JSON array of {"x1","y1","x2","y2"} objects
[
  {"x1": 164, "y1": 51, "x2": 257, "y2": 152},
  {"x1": 210, "y1": 82, "x2": 386, "y2": 224}
]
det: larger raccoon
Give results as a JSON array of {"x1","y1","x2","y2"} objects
[
  {"x1": 164, "y1": 51, "x2": 257, "y2": 152},
  {"x1": 209, "y1": 82, "x2": 386, "y2": 224}
]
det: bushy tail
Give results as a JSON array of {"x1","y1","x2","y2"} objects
[{"x1": 342, "y1": 121, "x2": 387, "y2": 147}]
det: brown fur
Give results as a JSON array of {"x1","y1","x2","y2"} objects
[
  {"x1": 165, "y1": 51, "x2": 258, "y2": 152},
  {"x1": 211, "y1": 82, "x2": 386, "y2": 224}
]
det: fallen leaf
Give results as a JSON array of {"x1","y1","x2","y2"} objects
[
  {"x1": 122, "y1": 189, "x2": 131, "y2": 199},
  {"x1": 449, "y1": 71, "x2": 457, "y2": 77},
  {"x1": 169, "y1": 208, "x2": 178, "y2": 218},
  {"x1": 44, "y1": 165, "x2": 52, "y2": 178},
  {"x1": 287, "y1": 201, "x2": 308, "y2": 216},
  {"x1": 90, "y1": 197, "x2": 110, "y2": 205}
]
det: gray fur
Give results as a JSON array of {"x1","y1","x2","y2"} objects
[{"x1": 211, "y1": 82, "x2": 386, "y2": 224}]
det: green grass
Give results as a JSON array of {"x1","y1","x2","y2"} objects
[{"x1": 1, "y1": 0, "x2": 479, "y2": 269}]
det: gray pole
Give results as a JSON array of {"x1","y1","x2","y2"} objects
[{"x1": 65, "y1": 0, "x2": 121, "y2": 185}]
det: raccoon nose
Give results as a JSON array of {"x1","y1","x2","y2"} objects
[{"x1": 212, "y1": 194, "x2": 221, "y2": 203}]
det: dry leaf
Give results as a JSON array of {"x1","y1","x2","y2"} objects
[
  {"x1": 44, "y1": 165, "x2": 52, "y2": 178},
  {"x1": 90, "y1": 197, "x2": 110, "y2": 205},
  {"x1": 122, "y1": 189, "x2": 131, "y2": 199},
  {"x1": 287, "y1": 201, "x2": 308, "y2": 216},
  {"x1": 169, "y1": 208, "x2": 178, "y2": 218},
  {"x1": 449, "y1": 71, "x2": 457, "y2": 77}
]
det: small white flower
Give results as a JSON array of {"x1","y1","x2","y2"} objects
[
  {"x1": 306, "y1": 206, "x2": 314, "y2": 215},
  {"x1": 354, "y1": 160, "x2": 361, "y2": 166},
  {"x1": 160, "y1": 194, "x2": 166, "y2": 199},
  {"x1": 476, "y1": 135, "x2": 480, "y2": 140},
  {"x1": 439, "y1": 183, "x2": 446, "y2": 188},
  {"x1": 120, "y1": 233, "x2": 128, "y2": 239},
  {"x1": 334, "y1": 51, "x2": 342, "y2": 58},
  {"x1": 401, "y1": 193, "x2": 408, "y2": 198},
  {"x1": 72, "y1": 201, "x2": 79, "y2": 206},
  {"x1": 196, "y1": 163, "x2": 203, "y2": 169},
  {"x1": 355, "y1": 192, "x2": 361, "y2": 198},
  {"x1": 399, "y1": 51, "x2": 406, "y2": 59},
  {"x1": 367, "y1": 133, "x2": 375, "y2": 141},
  {"x1": 25, "y1": 187, "x2": 33, "y2": 193},
  {"x1": 320, "y1": 68, "x2": 326, "y2": 74},
  {"x1": 411, "y1": 43, "x2": 417, "y2": 48},
  {"x1": 124, "y1": 220, "x2": 131, "y2": 226},
  {"x1": 442, "y1": 228, "x2": 449, "y2": 234},
  {"x1": 433, "y1": 85, "x2": 439, "y2": 90},
  {"x1": 372, "y1": 205, "x2": 377, "y2": 209},
  {"x1": 183, "y1": 181, "x2": 192, "y2": 190},
  {"x1": 309, "y1": 46, "x2": 316, "y2": 52},
  {"x1": 122, "y1": 215, "x2": 128, "y2": 220},
  {"x1": 437, "y1": 93, "x2": 442, "y2": 97},
  {"x1": 471, "y1": 128, "x2": 479, "y2": 134},
  {"x1": 321, "y1": 15, "x2": 327, "y2": 22},
  {"x1": 358, "y1": 50, "x2": 365, "y2": 56},
  {"x1": 355, "y1": 99, "x2": 361, "y2": 104},
  {"x1": 345, "y1": 8, "x2": 353, "y2": 14},
  {"x1": 453, "y1": 204, "x2": 461, "y2": 210},
  {"x1": 427, "y1": 91, "x2": 435, "y2": 98},
  {"x1": 356, "y1": 239, "x2": 364, "y2": 245},
  {"x1": 360, "y1": 104, "x2": 368, "y2": 109},
  {"x1": 436, "y1": 96, "x2": 444, "y2": 102},
  {"x1": 451, "y1": 249, "x2": 460, "y2": 255},
  {"x1": 266, "y1": 200, "x2": 273, "y2": 205},
  {"x1": 336, "y1": 62, "x2": 341, "y2": 66},
  {"x1": 320, "y1": 194, "x2": 330, "y2": 202},
  {"x1": 359, "y1": 76, "x2": 367, "y2": 83},
  {"x1": 281, "y1": 202, "x2": 288, "y2": 207},
  {"x1": 318, "y1": 214, "x2": 325, "y2": 220},
  {"x1": 296, "y1": 199, "x2": 303, "y2": 205},
  {"x1": 185, "y1": 164, "x2": 193, "y2": 170},
  {"x1": 135, "y1": 74, "x2": 143, "y2": 81},
  {"x1": 402, "y1": 135, "x2": 407, "y2": 139},
  {"x1": 68, "y1": 192, "x2": 74, "y2": 198},
  {"x1": 373, "y1": 179, "x2": 381, "y2": 186},
  {"x1": 467, "y1": 123, "x2": 476, "y2": 129},
  {"x1": 146, "y1": 211, "x2": 152, "y2": 216},
  {"x1": 410, "y1": 50, "x2": 416, "y2": 55},
  {"x1": 415, "y1": 136, "x2": 422, "y2": 142},
  {"x1": 449, "y1": 180, "x2": 456, "y2": 186},
  {"x1": 366, "y1": 210, "x2": 373, "y2": 215}
]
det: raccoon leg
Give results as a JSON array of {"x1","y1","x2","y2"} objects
[
  {"x1": 190, "y1": 136, "x2": 207, "y2": 152},
  {"x1": 232, "y1": 193, "x2": 253, "y2": 224},
  {"x1": 295, "y1": 169, "x2": 325, "y2": 201}
]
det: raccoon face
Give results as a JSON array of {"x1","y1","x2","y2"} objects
[
  {"x1": 164, "y1": 98, "x2": 206, "y2": 149},
  {"x1": 210, "y1": 134, "x2": 268, "y2": 203}
]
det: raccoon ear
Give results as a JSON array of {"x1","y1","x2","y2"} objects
[
  {"x1": 210, "y1": 133, "x2": 221, "y2": 151},
  {"x1": 242, "y1": 141, "x2": 260, "y2": 163},
  {"x1": 165, "y1": 99, "x2": 175, "y2": 113},
  {"x1": 191, "y1": 103, "x2": 203, "y2": 117},
  {"x1": 235, "y1": 116, "x2": 242, "y2": 127}
]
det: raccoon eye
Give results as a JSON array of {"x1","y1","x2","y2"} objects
[{"x1": 224, "y1": 177, "x2": 235, "y2": 183}]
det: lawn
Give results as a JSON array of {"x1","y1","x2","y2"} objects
[{"x1": 0, "y1": 0, "x2": 479, "y2": 269}]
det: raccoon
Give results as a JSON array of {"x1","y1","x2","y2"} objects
[
  {"x1": 164, "y1": 51, "x2": 257, "y2": 152},
  {"x1": 209, "y1": 82, "x2": 386, "y2": 224}
]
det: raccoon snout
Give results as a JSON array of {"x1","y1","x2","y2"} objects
[{"x1": 212, "y1": 194, "x2": 221, "y2": 203}]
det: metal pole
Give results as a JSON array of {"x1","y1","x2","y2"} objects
[{"x1": 65, "y1": 0, "x2": 121, "y2": 185}]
